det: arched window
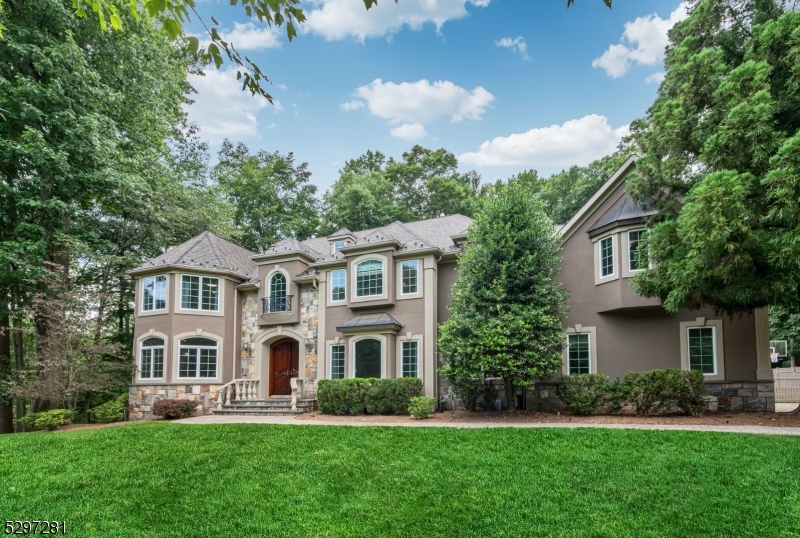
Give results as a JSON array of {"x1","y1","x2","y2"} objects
[
  {"x1": 355, "y1": 338, "x2": 381, "y2": 378},
  {"x1": 178, "y1": 337, "x2": 218, "y2": 379},
  {"x1": 266, "y1": 273, "x2": 290, "y2": 313},
  {"x1": 140, "y1": 337, "x2": 164, "y2": 379},
  {"x1": 270, "y1": 273, "x2": 287, "y2": 297},
  {"x1": 356, "y1": 260, "x2": 383, "y2": 297}
]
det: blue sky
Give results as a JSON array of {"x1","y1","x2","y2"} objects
[{"x1": 186, "y1": 0, "x2": 687, "y2": 192}]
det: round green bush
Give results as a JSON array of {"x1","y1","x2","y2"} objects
[
  {"x1": 90, "y1": 399, "x2": 126, "y2": 423},
  {"x1": 408, "y1": 396, "x2": 437, "y2": 419}
]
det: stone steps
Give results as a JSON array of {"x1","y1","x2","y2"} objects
[
  {"x1": 212, "y1": 398, "x2": 316, "y2": 416},
  {"x1": 212, "y1": 408, "x2": 306, "y2": 417}
]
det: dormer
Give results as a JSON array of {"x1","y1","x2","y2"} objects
[{"x1": 327, "y1": 228, "x2": 356, "y2": 255}]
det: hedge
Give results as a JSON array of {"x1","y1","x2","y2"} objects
[{"x1": 317, "y1": 378, "x2": 423, "y2": 415}]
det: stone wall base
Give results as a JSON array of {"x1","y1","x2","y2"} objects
[
  {"x1": 129, "y1": 384, "x2": 220, "y2": 420},
  {"x1": 526, "y1": 380, "x2": 776, "y2": 413}
]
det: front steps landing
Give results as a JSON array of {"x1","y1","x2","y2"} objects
[{"x1": 212, "y1": 398, "x2": 317, "y2": 417}]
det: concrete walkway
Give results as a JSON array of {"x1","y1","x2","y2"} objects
[{"x1": 174, "y1": 414, "x2": 800, "y2": 436}]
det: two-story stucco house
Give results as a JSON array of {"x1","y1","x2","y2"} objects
[{"x1": 128, "y1": 157, "x2": 775, "y2": 417}]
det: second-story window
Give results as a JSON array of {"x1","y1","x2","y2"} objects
[
  {"x1": 356, "y1": 260, "x2": 383, "y2": 297},
  {"x1": 401, "y1": 260, "x2": 419, "y2": 294},
  {"x1": 599, "y1": 236, "x2": 614, "y2": 278},
  {"x1": 332, "y1": 240, "x2": 346, "y2": 254},
  {"x1": 331, "y1": 269, "x2": 346, "y2": 302},
  {"x1": 270, "y1": 273, "x2": 287, "y2": 298},
  {"x1": 628, "y1": 230, "x2": 648, "y2": 272},
  {"x1": 142, "y1": 275, "x2": 167, "y2": 312},
  {"x1": 181, "y1": 275, "x2": 219, "y2": 311}
]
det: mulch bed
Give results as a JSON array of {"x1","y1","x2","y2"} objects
[{"x1": 297, "y1": 408, "x2": 800, "y2": 427}]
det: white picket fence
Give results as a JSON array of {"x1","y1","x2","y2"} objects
[{"x1": 774, "y1": 367, "x2": 800, "y2": 402}]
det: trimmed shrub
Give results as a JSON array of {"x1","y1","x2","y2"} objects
[
  {"x1": 152, "y1": 399, "x2": 197, "y2": 419},
  {"x1": 408, "y1": 396, "x2": 437, "y2": 419},
  {"x1": 317, "y1": 378, "x2": 423, "y2": 415},
  {"x1": 18, "y1": 409, "x2": 73, "y2": 431},
  {"x1": 117, "y1": 392, "x2": 129, "y2": 407},
  {"x1": 555, "y1": 374, "x2": 609, "y2": 415},
  {"x1": 605, "y1": 377, "x2": 629, "y2": 414},
  {"x1": 90, "y1": 399, "x2": 126, "y2": 423},
  {"x1": 623, "y1": 369, "x2": 707, "y2": 416}
]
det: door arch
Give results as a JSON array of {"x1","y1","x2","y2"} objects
[{"x1": 270, "y1": 338, "x2": 299, "y2": 396}]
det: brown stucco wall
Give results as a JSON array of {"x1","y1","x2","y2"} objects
[{"x1": 437, "y1": 262, "x2": 459, "y2": 324}]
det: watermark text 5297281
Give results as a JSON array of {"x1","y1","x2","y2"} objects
[{"x1": 4, "y1": 521, "x2": 66, "y2": 535}]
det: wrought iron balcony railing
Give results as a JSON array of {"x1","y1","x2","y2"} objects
[{"x1": 262, "y1": 295, "x2": 293, "y2": 314}]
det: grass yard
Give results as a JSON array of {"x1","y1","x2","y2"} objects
[{"x1": 2, "y1": 423, "x2": 799, "y2": 537}]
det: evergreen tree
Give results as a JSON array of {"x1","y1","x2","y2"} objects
[{"x1": 439, "y1": 181, "x2": 567, "y2": 412}]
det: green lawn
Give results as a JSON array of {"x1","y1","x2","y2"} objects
[{"x1": 2, "y1": 423, "x2": 799, "y2": 537}]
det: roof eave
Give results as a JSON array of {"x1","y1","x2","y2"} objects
[
  {"x1": 338, "y1": 239, "x2": 402, "y2": 254},
  {"x1": 251, "y1": 250, "x2": 318, "y2": 263},
  {"x1": 127, "y1": 264, "x2": 250, "y2": 281}
]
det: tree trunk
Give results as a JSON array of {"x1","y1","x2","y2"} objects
[
  {"x1": 0, "y1": 313, "x2": 15, "y2": 433},
  {"x1": 12, "y1": 314, "x2": 25, "y2": 432},
  {"x1": 504, "y1": 377, "x2": 517, "y2": 413}
]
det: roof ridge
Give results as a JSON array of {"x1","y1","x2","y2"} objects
[
  {"x1": 393, "y1": 221, "x2": 432, "y2": 247},
  {"x1": 172, "y1": 233, "x2": 211, "y2": 266},
  {"x1": 204, "y1": 233, "x2": 227, "y2": 269}
]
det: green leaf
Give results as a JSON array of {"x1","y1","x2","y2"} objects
[
  {"x1": 163, "y1": 18, "x2": 182, "y2": 39},
  {"x1": 186, "y1": 35, "x2": 200, "y2": 53}
]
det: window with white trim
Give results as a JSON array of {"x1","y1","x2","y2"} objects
[
  {"x1": 599, "y1": 236, "x2": 614, "y2": 278},
  {"x1": 270, "y1": 273, "x2": 287, "y2": 297},
  {"x1": 332, "y1": 240, "x2": 346, "y2": 254},
  {"x1": 142, "y1": 275, "x2": 167, "y2": 311},
  {"x1": 628, "y1": 230, "x2": 648, "y2": 272},
  {"x1": 401, "y1": 260, "x2": 419, "y2": 295},
  {"x1": 356, "y1": 260, "x2": 383, "y2": 297},
  {"x1": 139, "y1": 337, "x2": 164, "y2": 379},
  {"x1": 178, "y1": 337, "x2": 218, "y2": 378},
  {"x1": 330, "y1": 344, "x2": 345, "y2": 379},
  {"x1": 688, "y1": 327, "x2": 716, "y2": 374},
  {"x1": 567, "y1": 334, "x2": 591, "y2": 375},
  {"x1": 331, "y1": 269, "x2": 346, "y2": 302},
  {"x1": 401, "y1": 340, "x2": 419, "y2": 378},
  {"x1": 354, "y1": 338, "x2": 381, "y2": 378},
  {"x1": 181, "y1": 275, "x2": 219, "y2": 311}
]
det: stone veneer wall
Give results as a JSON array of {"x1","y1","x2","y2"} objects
[
  {"x1": 129, "y1": 384, "x2": 220, "y2": 419},
  {"x1": 526, "y1": 380, "x2": 777, "y2": 413},
  {"x1": 240, "y1": 285, "x2": 319, "y2": 398}
]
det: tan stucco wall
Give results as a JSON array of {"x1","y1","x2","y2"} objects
[
  {"x1": 437, "y1": 262, "x2": 459, "y2": 324},
  {"x1": 558, "y1": 174, "x2": 760, "y2": 382}
]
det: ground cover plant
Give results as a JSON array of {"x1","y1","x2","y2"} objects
[{"x1": 1, "y1": 423, "x2": 799, "y2": 537}]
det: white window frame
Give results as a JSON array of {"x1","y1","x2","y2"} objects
[
  {"x1": 400, "y1": 340, "x2": 420, "y2": 378},
  {"x1": 566, "y1": 333, "x2": 592, "y2": 375},
  {"x1": 599, "y1": 236, "x2": 614, "y2": 279},
  {"x1": 562, "y1": 326, "x2": 598, "y2": 376},
  {"x1": 180, "y1": 274, "x2": 220, "y2": 312},
  {"x1": 141, "y1": 275, "x2": 168, "y2": 313},
  {"x1": 177, "y1": 336, "x2": 220, "y2": 380},
  {"x1": 400, "y1": 260, "x2": 419, "y2": 295},
  {"x1": 329, "y1": 343, "x2": 346, "y2": 379},
  {"x1": 355, "y1": 259, "x2": 384, "y2": 298},
  {"x1": 330, "y1": 269, "x2": 346, "y2": 303},
  {"x1": 350, "y1": 334, "x2": 386, "y2": 378},
  {"x1": 686, "y1": 326, "x2": 718, "y2": 376},
  {"x1": 332, "y1": 240, "x2": 346, "y2": 254},
  {"x1": 138, "y1": 336, "x2": 166, "y2": 380},
  {"x1": 627, "y1": 229, "x2": 648, "y2": 273},
  {"x1": 679, "y1": 318, "x2": 725, "y2": 381}
]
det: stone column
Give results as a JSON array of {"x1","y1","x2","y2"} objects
[{"x1": 755, "y1": 307, "x2": 773, "y2": 380}]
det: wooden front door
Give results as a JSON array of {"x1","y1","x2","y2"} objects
[{"x1": 270, "y1": 339, "x2": 299, "y2": 396}]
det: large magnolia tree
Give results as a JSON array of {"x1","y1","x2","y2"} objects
[
  {"x1": 438, "y1": 181, "x2": 567, "y2": 412},
  {"x1": 629, "y1": 0, "x2": 800, "y2": 315}
]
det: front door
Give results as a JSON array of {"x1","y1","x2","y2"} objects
[{"x1": 270, "y1": 339, "x2": 299, "y2": 396}]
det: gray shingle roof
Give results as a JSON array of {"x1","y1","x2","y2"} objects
[
  {"x1": 588, "y1": 195, "x2": 657, "y2": 237},
  {"x1": 130, "y1": 232, "x2": 257, "y2": 279},
  {"x1": 336, "y1": 313, "x2": 404, "y2": 333}
]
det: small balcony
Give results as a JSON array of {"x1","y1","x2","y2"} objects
[{"x1": 262, "y1": 295, "x2": 293, "y2": 314}]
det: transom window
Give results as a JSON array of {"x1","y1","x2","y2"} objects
[
  {"x1": 330, "y1": 344, "x2": 345, "y2": 379},
  {"x1": 688, "y1": 327, "x2": 716, "y2": 374},
  {"x1": 628, "y1": 230, "x2": 648, "y2": 272},
  {"x1": 139, "y1": 337, "x2": 164, "y2": 379},
  {"x1": 181, "y1": 275, "x2": 219, "y2": 311},
  {"x1": 354, "y1": 338, "x2": 381, "y2": 378},
  {"x1": 401, "y1": 260, "x2": 419, "y2": 295},
  {"x1": 270, "y1": 273, "x2": 287, "y2": 297},
  {"x1": 331, "y1": 269, "x2": 346, "y2": 302},
  {"x1": 142, "y1": 275, "x2": 167, "y2": 312},
  {"x1": 332, "y1": 240, "x2": 346, "y2": 254},
  {"x1": 568, "y1": 334, "x2": 591, "y2": 375},
  {"x1": 178, "y1": 337, "x2": 218, "y2": 378},
  {"x1": 599, "y1": 236, "x2": 614, "y2": 278},
  {"x1": 356, "y1": 260, "x2": 383, "y2": 298},
  {"x1": 401, "y1": 341, "x2": 419, "y2": 378}
]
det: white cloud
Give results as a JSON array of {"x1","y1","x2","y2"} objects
[
  {"x1": 273, "y1": 100, "x2": 285, "y2": 113},
  {"x1": 593, "y1": 2, "x2": 689, "y2": 78},
  {"x1": 390, "y1": 123, "x2": 427, "y2": 141},
  {"x1": 495, "y1": 36, "x2": 529, "y2": 61},
  {"x1": 201, "y1": 22, "x2": 282, "y2": 51},
  {"x1": 459, "y1": 114, "x2": 630, "y2": 167},
  {"x1": 303, "y1": 0, "x2": 491, "y2": 41},
  {"x1": 341, "y1": 78, "x2": 494, "y2": 140},
  {"x1": 275, "y1": 83, "x2": 287, "y2": 91},
  {"x1": 265, "y1": 122, "x2": 277, "y2": 129},
  {"x1": 184, "y1": 68, "x2": 271, "y2": 143},
  {"x1": 645, "y1": 72, "x2": 665, "y2": 84}
]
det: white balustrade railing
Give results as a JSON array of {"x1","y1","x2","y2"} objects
[{"x1": 216, "y1": 379, "x2": 260, "y2": 409}]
